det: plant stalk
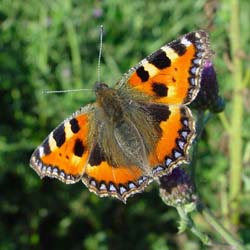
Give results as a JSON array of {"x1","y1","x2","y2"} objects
[
  {"x1": 199, "y1": 204, "x2": 245, "y2": 250},
  {"x1": 229, "y1": 0, "x2": 244, "y2": 225}
]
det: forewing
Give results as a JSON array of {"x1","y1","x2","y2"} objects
[
  {"x1": 116, "y1": 30, "x2": 211, "y2": 105},
  {"x1": 30, "y1": 104, "x2": 94, "y2": 184}
]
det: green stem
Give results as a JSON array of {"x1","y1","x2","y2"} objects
[
  {"x1": 229, "y1": 0, "x2": 244, "y2": 225},
  {"x1": 176, "y1": 206, "x2": 212, "y2": 246},
  {"x1": 159, "y1": 176, "x2": 245, "y2": 248},
  {"x1": 218, "y1": 112, "x2": 231, "y2": 135},
  {"x1": 162, "y1": 196, "x2": 245, "y2": 249},
  {"x1": 198, "y1": 204, "x2": 245, "y2": 250},
  {"x1": 243, "y1": 69, "x2": 250, "y2": 87},
  {"x1": 220, "y1": 176, "x2": 230, "y2": 229}
]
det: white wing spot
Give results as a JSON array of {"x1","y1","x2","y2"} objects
[
  {"x1": 165, "y1": 158, "x2": 172, "y2": 166},
  {"x1": 174, "y1": 150, "x2": 182, "y2": 159},
  {"x1": 109, "y1": 183, "x2": 117, "y2": 192},
  {"x1": 128, "y1": 182, "x2": 136, "y2": 189},
  {"x1": 178, "y1": 140, "x2": 185, "y2": 149},
  {"x1": 100, "y1": 183, "x2": 107, "y2": 190},
  {"x1": 119, "y1": 186, "x2": 127, "y2": 194},
  {"x1": 153, "y1": 166, "x2": 164, "y2": 174},
  {"x1": 39, "y1": 147, "x2": 44, "y2": 157},
  {"x1": 181, "y1": 131, "x2": 188, "y2": 139},
  {"x1": 181, "y1": 37, "x2": 191, "y2": 46},
  {"x1": 90, "y1": 180, "x2": 97, "y2": 187}
]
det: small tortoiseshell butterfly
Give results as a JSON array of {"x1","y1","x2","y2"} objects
[{"x1": 30, "y1": 31, "x2": 211, "y2": 202}]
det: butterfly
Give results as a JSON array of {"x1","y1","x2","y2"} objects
[{"x1": 30, "y1": 30, "x2": 211, "y2": 202}]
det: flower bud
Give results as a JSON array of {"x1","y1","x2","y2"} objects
[{"x1": 159, "y1": 168, "x2": 196, "y2": 207}]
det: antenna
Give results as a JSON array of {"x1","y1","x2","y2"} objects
[
  {"x1": 97, "y1": 25, "x2": 104, "y2": 83},
  {"x1": 42, "y1": 25, "x2": 104, "y2": 95},
  {"x1": 43, "y1": 89, "x2": 92, "y2": 94}
]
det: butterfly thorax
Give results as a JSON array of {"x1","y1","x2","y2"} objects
[
  {"x1": 94, "y1": 82, "x2": 125, "y2": 123},
  {"x1": 93, "y1": 82, "x2": 157, "y2": 172}
]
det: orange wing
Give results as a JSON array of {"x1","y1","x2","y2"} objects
[
  {"x1": 30, "y1": 31, "x2": 211, "y2": 202},
  {"x1": 116, "y1": 30, "x2": 211, "y2": 105},
  {"x1": 145, "y1": 104, "x2": 195, "y2": 176},
  {"x1": 113, "y1": 30, "x2": 211, "y2": 178},
  {"x1": 30, "y1": 104, "x2": 151, "y2": 202},
  {"x1": 82, "y1": 143, "x2": 152, "y2": 201},
  {"x1": 30, "y1": 105, "x2": 94, "y2": 184}
]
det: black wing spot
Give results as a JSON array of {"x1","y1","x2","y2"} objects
[
  {"x1": 170, "y1": 39, "x2": 187, "y2": 56},
  {"x1": 89, "y1": 143, "x2": 105, "y2": 166},
  {"x1": 152, "y1": 83, "x2": 168, "y2": 97},
  {"x1": 43, "y1": 138, "x2": 51, "y2": 155},
  {"x1": 53, "y1": 124, "x2": 66, "y2": 147},
  {"x1": 73, "y1": 139, "x2": 85, "y2": 157},
  {"x1": 185, "y1": 32, "x2": 197, "y2": 43},
  {"x1": 136, "y1": 66, "x2": 149, "y2": 82},
  {"x1": 70, "y1": 118, "x2": 80, "y2": 133},
  {"x1": 148, "y1": 49, "x2": 171, "y2": 69}
]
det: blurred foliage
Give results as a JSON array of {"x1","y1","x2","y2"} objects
[{"x1": 0, "y1": 0, "x2": 250, "y2": 250}]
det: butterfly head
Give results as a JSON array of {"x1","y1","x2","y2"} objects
[{"x1": 94, "y1": 82, "x2": 109, "y2": 95}]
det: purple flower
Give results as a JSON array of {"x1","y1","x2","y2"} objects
[
  {"x1": 92, "y1": 8, "x2": 103, "y2": 18},
  {"x1": 159, "y1": 168, "x2": 196, "y2": 207},
  {"x1": 191, "y1": 60, "x2": 225, "y2": 113}
]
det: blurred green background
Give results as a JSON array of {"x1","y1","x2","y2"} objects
[{"x1": 0, "y1": 0, "x2": 250, "y2": 249}]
